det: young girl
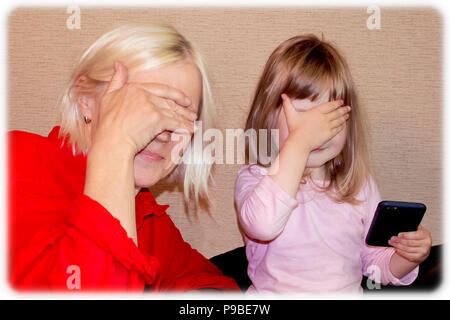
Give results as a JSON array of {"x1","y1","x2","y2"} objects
[{"x1": 235, "y1": 35, "x2": 432, "y2": 293}]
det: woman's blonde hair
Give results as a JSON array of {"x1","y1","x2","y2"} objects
[
  {"x1": 58, "y1": 23, "x2": 215, "y2": 202},
  {"x1": 245, "y1": 34, "x2": 371, "y2": 204}
]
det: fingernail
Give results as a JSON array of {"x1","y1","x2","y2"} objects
[{"x1": 281, "y1": 93, "x2": 287, "y2": 100}]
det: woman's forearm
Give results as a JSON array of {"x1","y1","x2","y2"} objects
[{"x1": 84, "y1": 143, "x2": 138, "y2": 245}]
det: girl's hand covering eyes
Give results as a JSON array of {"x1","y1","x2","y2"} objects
[{"x1": 281, "y1": 93, "x2": 351, "y2": 152}]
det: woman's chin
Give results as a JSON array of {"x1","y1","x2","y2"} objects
[
  {"x1": 134, "y1": 168, "x2": 164, "y2": 189},
  {"x1": 134, "y1": 178, "x2": 159, "y2": 190}
]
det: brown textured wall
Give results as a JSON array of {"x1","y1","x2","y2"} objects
[{"x1": 8, "y1": 7, "x2": 442, "y2": 258}]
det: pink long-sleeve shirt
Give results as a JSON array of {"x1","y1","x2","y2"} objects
[{"x1": 235, "y1": 165, "x2": 418, "y2": 293}]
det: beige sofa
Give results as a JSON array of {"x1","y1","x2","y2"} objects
[{"x1": 8, "y1": 7, "x2": 442, "y2": 259}]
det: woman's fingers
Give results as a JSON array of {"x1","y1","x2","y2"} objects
[
  {"x1": 133, "y1": 82, "x2": 191, "y2": 107},
  {"x1": 163, "y1": 116, "x2": 195, "y2": 135},
  {"x1": 168, "y1": 99, "x2": 198, "y2": 121},
  {"x1": 148, "y1": 94, "x2": 198, "y2": 124}
]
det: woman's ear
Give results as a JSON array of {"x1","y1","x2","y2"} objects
[
  {"x1": 77, "y1": 94, "x2": 94, "y2": 121},
  {"x1": 74, "y1": 75, "x2": 96, "y2": 121}
]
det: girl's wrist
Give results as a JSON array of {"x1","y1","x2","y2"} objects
[
  {"x1": 389, "y1": 252, "x2": 419, "y2": 279},
  {"x1": 285, "y1": 132, "x2": 311, "y2": 154}
]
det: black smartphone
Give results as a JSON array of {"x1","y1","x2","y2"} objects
[{"x1": 365, "y1": 201, "x2": 426, "y2": 247}]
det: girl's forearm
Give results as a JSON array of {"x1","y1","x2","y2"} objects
[
  {"x1": 389, "y1": 252, "x2": 418, "y2": 279},
  {"x1": 84, "y1": 143, "x2": 138, "y2": 245},
  {"x1": 268, "y1": 133, "x2": 310, "y2": 198}
]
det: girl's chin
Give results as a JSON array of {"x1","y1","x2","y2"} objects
[{"x1": 306, "y1": 160, "x2": 328, "y2": 168}]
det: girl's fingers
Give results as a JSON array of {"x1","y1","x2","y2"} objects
[
  {"x1": 331, "y1": 124, "x2": 345, "y2": 136},
  {"x1": 281, "y1": 94, "x2": 298, "y2": 119},
  {"x1": 327, "y1": 105, "x2": 351, "y2": 121},
  {"x1": 133, "y1": 82, "x2": 192, "y2": 107},
  {"x1": 391, "y1": 243, "x2": 423, "y2": 255},
  {"x1": 398, "y1": 228, "x2": 430, "y2": 241},
  {"x1": 389, "y1": 240, "x2": 422, "y2": 254},
  {"x1": 318, "y1": 100, "x2": 345, "y2": 113},
  {"x1": 391, "y1": 237, "x2": 425, "y2": 248},
  {"x1": 395, "y1": 248, "x2": 421, "y2": 262},
  {"x1": 330, "y1": 113, "x2": 349, "y2": 128}
]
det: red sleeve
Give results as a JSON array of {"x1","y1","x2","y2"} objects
[
  {"x1": 148, "y1": 215, "x2": 239, "y2": 292},
  {"x1": 8, "y1": 131, "x2": 159, "y2": 291},
  {"x1": 9, "y1": 190, "x2": 160, "y2": 291}
]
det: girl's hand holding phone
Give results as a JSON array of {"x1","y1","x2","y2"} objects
[
  {"x1": 389, "y1": 225, "x2": 432, "y2": 264},
  {"x1": 281, "y1": 93, "x2": 351, "y2": 152}
]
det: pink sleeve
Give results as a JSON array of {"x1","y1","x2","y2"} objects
[
  {"x1": 361, "y1": 176, "x2": 419, "y2": 286},
  {"x1": 234, "y1": 165, "x2": 298, "y2": 241}
]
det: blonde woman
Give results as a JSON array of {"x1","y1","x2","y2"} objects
[
  {"x1": 9, "y1": 24, "x2": 238, "y2": 291},
  {"x1": 234, "y1": 35, "x2": 431, "y2": 293}
]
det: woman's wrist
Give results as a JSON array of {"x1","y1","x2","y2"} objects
[
  {"x1": 84, "y1": 142, "x2": 138, "y2": 244},
  {"x1": 89, "y1": 136, "x2": 136, "y2": 161}
]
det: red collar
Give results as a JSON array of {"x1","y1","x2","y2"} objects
[
  {"x1": 135, "y1": 191, "x2": 170, "y2": 229},
  {"x1": 47, "y1": 126, "x2": 169, "y2": 229}
]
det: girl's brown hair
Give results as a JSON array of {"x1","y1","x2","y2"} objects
[{"x1": 245, "y1": 34, "x2": 371, "y2": 204}]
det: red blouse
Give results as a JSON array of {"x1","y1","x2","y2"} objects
[{"x1": 8, "y1": 126, "x2": 239, "y2": 292}]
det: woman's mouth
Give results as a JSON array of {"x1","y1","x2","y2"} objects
[
  {"x1": 311, "y1": 148, "x2": 325, "y2": 153},
  {"x1": 137, "y1": 149, "x2": 164, "y2": 162}
]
